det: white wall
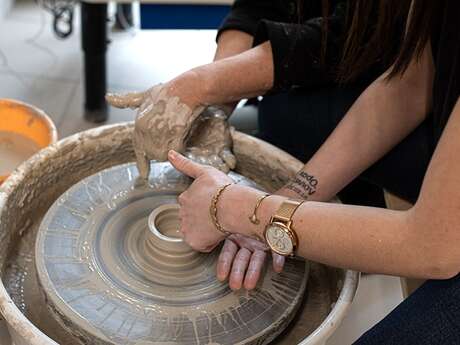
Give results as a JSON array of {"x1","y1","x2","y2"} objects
[{"x1": 0, "y1": 0, "x2": 14, "y2": 20}]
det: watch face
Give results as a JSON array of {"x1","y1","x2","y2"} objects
[{"x1": 265, "y1": 224, "x2": 294, "y2": 256}]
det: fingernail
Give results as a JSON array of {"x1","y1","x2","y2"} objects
[{"x1": 168, "y1": 150, "x2": 177, "y2": 159}]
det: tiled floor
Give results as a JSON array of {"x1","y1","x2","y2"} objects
[
  {"x1": 0, "y1": 1, "x2": 404, "y2": 344},
  {"x1": 0, "y1": 0, "x2": 217, "y2": 136}
]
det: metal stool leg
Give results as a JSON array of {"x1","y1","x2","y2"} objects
[{"x1": 81, "y1": 2, "x2": 108, "y2": 123}]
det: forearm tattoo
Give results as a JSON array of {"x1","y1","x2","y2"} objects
[{"x1": 284, "y1": 171, "x2": 318, "y2": 199}]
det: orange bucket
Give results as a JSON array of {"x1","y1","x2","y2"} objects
[{"x1": 0, "y1": 99, "x2": 58, "y2": 184}]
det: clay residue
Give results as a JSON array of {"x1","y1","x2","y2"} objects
[
  {"x1": 0, "y1": 131, "x2": 40, "y2": 177},
  {"x1": 184, "y1": 106, "x2": 236, "y2": 173},
  {"x1": 105, "y1": 90, "x2": 145, "y2": 109},
  {"x1": 231, "y1": 131, "x2": 304, "y2": 192},
  {"x1": 108, "y1": 85, "x2": 205, "y2": 179},
  {"x1": 0, "y1": 123, "x2": 135, "y2": 345},
  {"x1": 107, "y1": 87, "x2": 236, "y2": 179}
]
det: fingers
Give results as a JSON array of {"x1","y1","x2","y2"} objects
[
  {"x1": 217, "y1": 237, "x2": 276, "y2": 290},
  {"x1": 168, "y1": 150, "x2": 207, "y2": 179},
  {"x1": 272, "y1": 252, "x2": 286, "y2": 273},
  {"x1": 217, "y1": 239, "x2": 238, "y2": 281},
  {"x1": 229, "y1": 248, "x2": 251, "y2": 290},
  {"x1": 106, "y1": 91, "x2": 146, "y2": 109},
  {"x1": 220, "y1": 149, "x2": 237, "y2": 170},
  {"x1": 134, "y1": 147, "x2": 151, "y2": 180},
  {"x1": 244, "y1": 250, "x2": 267, "y2": 290}
]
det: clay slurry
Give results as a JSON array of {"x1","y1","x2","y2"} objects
[
  {"x1": 0, "y1": 131, "x2": 39, "y2": 176},
  {"x1": 154, "y1": 205, "x2": 182, "y2": 238}
]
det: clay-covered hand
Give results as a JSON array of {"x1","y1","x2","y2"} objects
[
  {"x1": 185, "y1": 105, "x2": 236, "y2": 173},
  {"x1": 168, "y1": 150, "x2": 233, "y2": 252},
  {"x1": 217, "y1": 234, "x2": 285, "y2": 290},
  {"x1": 106, "y1": 80, "x2": 205, "y2": 179}
]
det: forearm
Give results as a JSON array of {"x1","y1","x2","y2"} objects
[
  {"x1": 214, "y1": 30, "x2": 254, "y2": 61},
  {"x1": 220, "y1": 184, "x2": 443, "y2": 279},
  {"x1": 263, "y1": 197, "x2": 414, "y2": 277},
  {"x1": 192, "y1": 41, "x2": 274, "y2": 106},
  {"x1": 219, "y1": 46, "x2": 436, "y2": 277},
  {"x1": 211, "y1": 30, "x2": 254, "y2": 112},
  {"x1": 283, "y1": 46, "x2": 433, "y2": 202}
]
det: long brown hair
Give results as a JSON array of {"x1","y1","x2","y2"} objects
[{"x1": 336, "y1": 0, "x2": 444, "y2": 82}]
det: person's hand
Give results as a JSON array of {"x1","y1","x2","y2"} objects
[
  {"x1": 185, "y1": 105, "x2": 236, "y2": 173},
  {"x1": 168, "y1": 150, "x2": 233, "y2": 252},
  {"x1": 217, "y1": 234, "x2": 285, "y2": 290},
  {"x1": 215, "y1": 184, "x2": 297, "y2": 290},
  {"x1": 106, "y1": 72, "x2": 206, "y2": 179}
]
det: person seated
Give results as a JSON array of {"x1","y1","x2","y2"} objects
[
  {"x1": 108, "y1": 0, "x2": 408, "y2": 290},
  {"x1": 166, "y1": 0, "x2": 460, "y2": 343}
]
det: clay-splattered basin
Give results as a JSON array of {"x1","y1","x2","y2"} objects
[
  {"x1": 0, "y1": 99, "x2": 58, "y2": 185},
  {"x1": 0, "y1": 123, "x2": 358, "y2": 345}
]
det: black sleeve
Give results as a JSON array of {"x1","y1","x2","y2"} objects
[
  {"x1": 217, "y1": 0, "x2": 292, "y2": 40},
  {"x1": 253, "y1": 3, "x2": 347, "y2": 92}
]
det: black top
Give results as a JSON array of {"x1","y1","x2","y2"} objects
[
  {"x1": 218, "y1": 0, "x2": 353, "y2": 92},
  {"x1": 431, "y1": 0, "x2": 460, "y2": 142}
]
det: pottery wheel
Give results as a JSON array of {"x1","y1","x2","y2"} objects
[{"x1": 35, "y1": 162, "x2": 309, "y2": 345}]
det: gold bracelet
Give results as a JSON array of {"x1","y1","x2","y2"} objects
[
  {"x1": 209, "y1": 183, "x2": 233, "y2": 236},
  {"x1": 249, "y1": 194, "x2": 270, "y2": 225}
]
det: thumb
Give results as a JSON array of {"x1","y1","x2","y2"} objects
[
  {"x1": 168, "y1": 150, "x2": 207, "y2": 179},
  {"x1": 220, "y1": 149, "x2": 236, "y2": 170},
  {"x1": 106, "y1": 91, "x2": 146, "y2": 109}
]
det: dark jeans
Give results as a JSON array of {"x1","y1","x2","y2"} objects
[
  {"x1": 356, "y1": 274, "x2": 460, "y2": 344},
  {"x1": 257, "y1": 85, "x2": 460, "y2": 344}
]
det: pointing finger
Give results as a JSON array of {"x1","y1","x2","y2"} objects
[
  {"x1": 106, "y1": 91, "x2": 146, "y2": 109},
  {"x1": 220, "y1": 149, "x2": 236, "y2": 170},
  {"x1": 168, "y1": 150, "x2": 208, "y2": 179}
]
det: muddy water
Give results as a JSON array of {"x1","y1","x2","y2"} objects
[{"x1": 0, "y1": 131, "x2": 40, "y2": 176}]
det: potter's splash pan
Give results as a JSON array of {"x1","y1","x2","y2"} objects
[{"x1": 0, "y1": 123, "x2": 358, "y2": 345}]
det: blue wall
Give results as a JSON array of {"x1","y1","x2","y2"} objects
[{"x1": 140, "y1": 4, "x2": 230, "y2": 29}]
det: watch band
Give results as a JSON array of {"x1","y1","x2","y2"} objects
[
  {"x1": 265, "y1": 199, "x2": 304, "y2": 257},
  {"x1": 274, "y1": 200, "x2": 304, "y2": 223}
]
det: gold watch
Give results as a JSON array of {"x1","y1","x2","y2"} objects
[{"x1": 264, "y1": 200, "x2": 303, "y2": 256}]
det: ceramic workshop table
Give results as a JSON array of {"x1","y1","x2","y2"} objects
[{"x1": 79, "y1": 0, "x2": 232, "y2": 122}]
